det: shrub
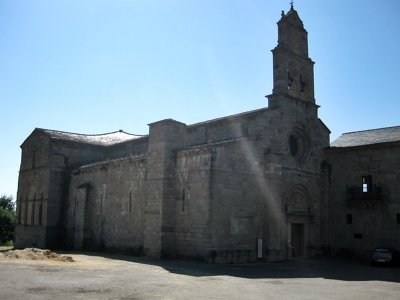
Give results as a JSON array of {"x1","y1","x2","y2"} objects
[{"x1": 0, "y1": 195, "x2": 16, "y2": 245}]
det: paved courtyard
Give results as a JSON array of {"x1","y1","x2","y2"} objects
[{"x1": 0, "y1": 253, "x2": 399, "y2": 299}]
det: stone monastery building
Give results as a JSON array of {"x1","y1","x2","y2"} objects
[{"x1": 15, "y1": 6, "x2": 400, "y2": 263}]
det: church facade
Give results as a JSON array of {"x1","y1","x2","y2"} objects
[{"x1": 14, "y1": 6, "x2": 400, "y2": 263}]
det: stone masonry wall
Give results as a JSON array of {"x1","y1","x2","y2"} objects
[
  {"x1": 45, "y1": 139, "x2": 107, "y2": 247},
  {"x1": 15, "y1": 132, "x2": 51, "y2": 248},
  {"x1": 174, "y1": 147, "x2": 213, "y2": 259},
  {"x1": 208, "y1": 138, "x2": 269, "y2": 263},
  {"x1": 202, "y1": 98, "x2": 329, "y2": 263},
  {"x1": 66, "y1": 155, "x2": 147, "y2": 253},
  {"x1": 186, "y1": 109, "x2": 269, "y2": 147},
  {"x1": 144, "y1": 119, "x2": 186, "y2": 258},
  {"x1": 326, "y1": 143, "x2": 400, "y2": 259}
]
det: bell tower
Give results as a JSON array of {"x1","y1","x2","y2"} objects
[{"x1": 267, "y1": 5, "x2": 315, "y2": 108}]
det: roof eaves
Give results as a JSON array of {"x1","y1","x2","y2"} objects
[{"x1": 188, "y1": 107, "x2": 269, "y2": 128}]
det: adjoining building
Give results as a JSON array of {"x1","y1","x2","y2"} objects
[
  {"x1": 14, "y1": 5, "x2": 400, "y2": 263},
  {"x1": 324, "y1": 127, "x2": 400, "y2": 259}
]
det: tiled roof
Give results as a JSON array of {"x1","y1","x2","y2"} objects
[
  {"x1": 188, "y1": 107, "x2": 268, "y2": 127},
  {"x1": 38, "y1": 128, "x2": 145, "y2": 146},
  {"x1": 331, "y1": 126, "x2": 400, "y2": 148}
]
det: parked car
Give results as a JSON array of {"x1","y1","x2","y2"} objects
[{"x1": 371, "y1": 248, "x2": 399, "y2": 266}]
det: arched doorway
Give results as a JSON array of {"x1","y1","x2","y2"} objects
[{"x1": 285, "y1": 185, "x2": 312, "y2": 259}]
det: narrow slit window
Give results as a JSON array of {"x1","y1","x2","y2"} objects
[
  {"x1": 99, "y1": 194, "x2": 103, "y2": 214},
  {"x1": 24, "y1": 199, "x2": 28, "y2": 225},
  {"x1": 287, "y1": 71, "x2": 294, "y2": 89},
  {"x1": 31, "y1": 203, "x2": 35, "y2": 226},
  {"x1": 73, "y1": 196, "x2": 77, "y2": 220},
  {"x1": 38, "y1": 204, "x2": 42, "y2": 226},
  {"x1": 39, "y1": 194, "x2": 44, "y2": 225},
  {"x1": 397, "y1": 213, "x2": 400, "y2": 224},
  {"x1": 300, "y1": 74, "x2": 306, "y2": 92}
]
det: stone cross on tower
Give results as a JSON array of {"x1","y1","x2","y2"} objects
[{"x1": 290, "y1": 1, "x2": 294, "y2": 10}]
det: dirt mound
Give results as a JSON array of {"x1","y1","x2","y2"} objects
[{"x1": 0, "y1": 248, "x2": 74, "y2": 262}]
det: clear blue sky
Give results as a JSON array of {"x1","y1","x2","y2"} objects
[{"x1": 1, "y1": 0, "x2": 399, "y2": 199}]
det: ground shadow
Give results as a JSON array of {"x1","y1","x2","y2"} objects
[{"x1": 60, "y1": 251, "x2": 400, "y2": 283}]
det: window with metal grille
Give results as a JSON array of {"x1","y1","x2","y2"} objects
[{"x1": 362, "y1": 176, "x2": 372, "y2": 193}]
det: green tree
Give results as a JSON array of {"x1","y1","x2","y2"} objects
[{"x1": 0, "y1": 195, "x2": 16, "y2": 245}]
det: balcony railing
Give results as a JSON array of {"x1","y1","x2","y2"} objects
[{"x1": 346, "y1": 185, "x2": 382, "y2": 201}]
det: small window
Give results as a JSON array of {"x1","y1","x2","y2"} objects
[
  {"x1": 362, "y1": 176, "x2": 372, "y2": 193},
  {"x1": 397, "y1": 214, "x2": 400, "y2": 224},
  {"x1": 354, "y1": 233, "x2": 363, "y2": 239},
  {"x1": 346, "y1": 214, "x2": 353, "y2": 224}
]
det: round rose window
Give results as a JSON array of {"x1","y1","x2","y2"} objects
[{"x1": 288, "y1": 126, "x2": 310, "y2": 163}]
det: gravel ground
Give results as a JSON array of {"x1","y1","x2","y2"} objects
[{"x1": 0, "y1": 253, "x2": 399, "y2": 299}]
